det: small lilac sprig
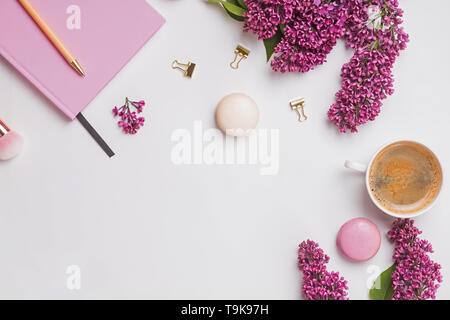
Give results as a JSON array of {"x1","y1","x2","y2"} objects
[
  {"x1": 298, "y1": 240, "x2": 349, "y2": 300},
  {"x1": 388, "y1": 219, "x2": 442, "y2": 300},
  {"x1": 112, "y1": 97, "x2": 146, "y2": 134}
]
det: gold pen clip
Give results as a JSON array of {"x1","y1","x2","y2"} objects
[
  {"x1": 172, "y1": 60, "x2": 196, "y2": 78},
  {"x1": 290, "y1": 98, "x2": 308, "y2": 122},
  {"x1": 230, "y1": 45, "x2": 250, "y2": 70}
]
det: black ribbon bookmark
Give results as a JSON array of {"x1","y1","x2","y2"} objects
[{"x1": 76, "y1": 112, "x2": 115, "y2": 158}]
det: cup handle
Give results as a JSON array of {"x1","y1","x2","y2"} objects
[{"x1": 344, "y1": 160, "x2": 367, "y2": 173}]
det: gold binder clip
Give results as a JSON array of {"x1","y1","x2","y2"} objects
[
  {"x1": 172, "y1": 60, "x2": 196, "y2": 78},
  {"x1": 230, "y1": 45, "x2": 250, "y2": 69},
  {"x1": 290, "y1": 98, "x2": 308, "y2": 122}
]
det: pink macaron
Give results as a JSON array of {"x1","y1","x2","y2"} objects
[{"x1": 337, "y1": 218, "x2": 381, "y2": 262}]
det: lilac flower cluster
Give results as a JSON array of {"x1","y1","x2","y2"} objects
[
  {"x1": 328, "y1": 0, "x2": 409, "y2": 132},
  {"x1": 112, "y1": 98, "x2": 146, "y2": 134},
  {"x1": 298, "y1": 240, "x2": 348, "y2": 300},
  {"x1": 242, "y1": 0, "x2": 408, "y2": 132},
  {"x1": 244, "y1": 0, "x2": 347, "y2": 73},
  {"x1": 388, "y1": 219, "x2": 442, "y2": 300}
]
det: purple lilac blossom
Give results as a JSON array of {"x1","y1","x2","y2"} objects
[
  {"x1": 328, "y1": 0, "x2": 408, "y2": 132},
  {"x1": 244, "y1": 0, "x2": 347, "y2": 73},
  {"x1": 388, "y1": 219, "x2": 442, "y2": 300},
  {"x1": 242, "y1": 0, "x2": 408, "y2": 132},
  {"x1": 298, "y1": 240, "x2": 349, "y2": 300}
]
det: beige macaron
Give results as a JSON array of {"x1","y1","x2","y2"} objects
[{"x1": 215, "y1": 93, "x2": 259, "y2": 137}]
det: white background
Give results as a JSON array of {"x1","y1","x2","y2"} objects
[{"x1": 0, "y1": 0, "x2": 449, "y2": 299}]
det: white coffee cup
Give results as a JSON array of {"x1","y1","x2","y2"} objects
[{"x1": 345, "y1": 140, "x2": 443, "y2": 218}]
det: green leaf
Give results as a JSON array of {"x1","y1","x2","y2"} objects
[
  {"x1": 263, "y1": 28, "x2": 283, "y2": 62},
  {"x1": 227, "y1": 0, "x2": 241, "y2": 5},
  {"x1": 221, "y1": 1, "x2": 246, "y2": 16},
  {"x1": 207, "y1": 0, "x2": 247, "y2": 22},
  {"x1": 236, "y1": 0, "x2": 248, "y2": 9},
  {"x1": 219, "y1": 0, "x2": 247, "y2": 10},
  {"x1": 369, "y1": 263, "x2": 396, "y2": 300},
  {"x1": 224, "y1": 10, "x2": 245, "y2": 21},
  {"x1": 208, "y1": 0, "x2": 246, "y2": 17}
]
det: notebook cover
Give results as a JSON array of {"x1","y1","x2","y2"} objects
[{"x1": 0, "y1": 0, "x2": 164, "y2": 120}]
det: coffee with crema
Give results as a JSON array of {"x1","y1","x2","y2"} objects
[{"x1": 369, "y1": 141, "x2": 442, "y2": 214}]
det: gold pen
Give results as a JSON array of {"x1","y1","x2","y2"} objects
[{"x1": 18, "y1": 0, "x2": 85, "y2": 76}]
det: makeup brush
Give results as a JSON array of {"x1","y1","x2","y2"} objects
[{"x1": 0, "y1": 119, "x2": 24, "y2": 160}]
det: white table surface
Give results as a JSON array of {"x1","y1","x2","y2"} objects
[{"x1": 0, "y1": 0, "x2": 449, "y2": 299}]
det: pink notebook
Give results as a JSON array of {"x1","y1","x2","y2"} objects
[{"x1": 0, "y1": 0, "x2": 164, "y2": 120}]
